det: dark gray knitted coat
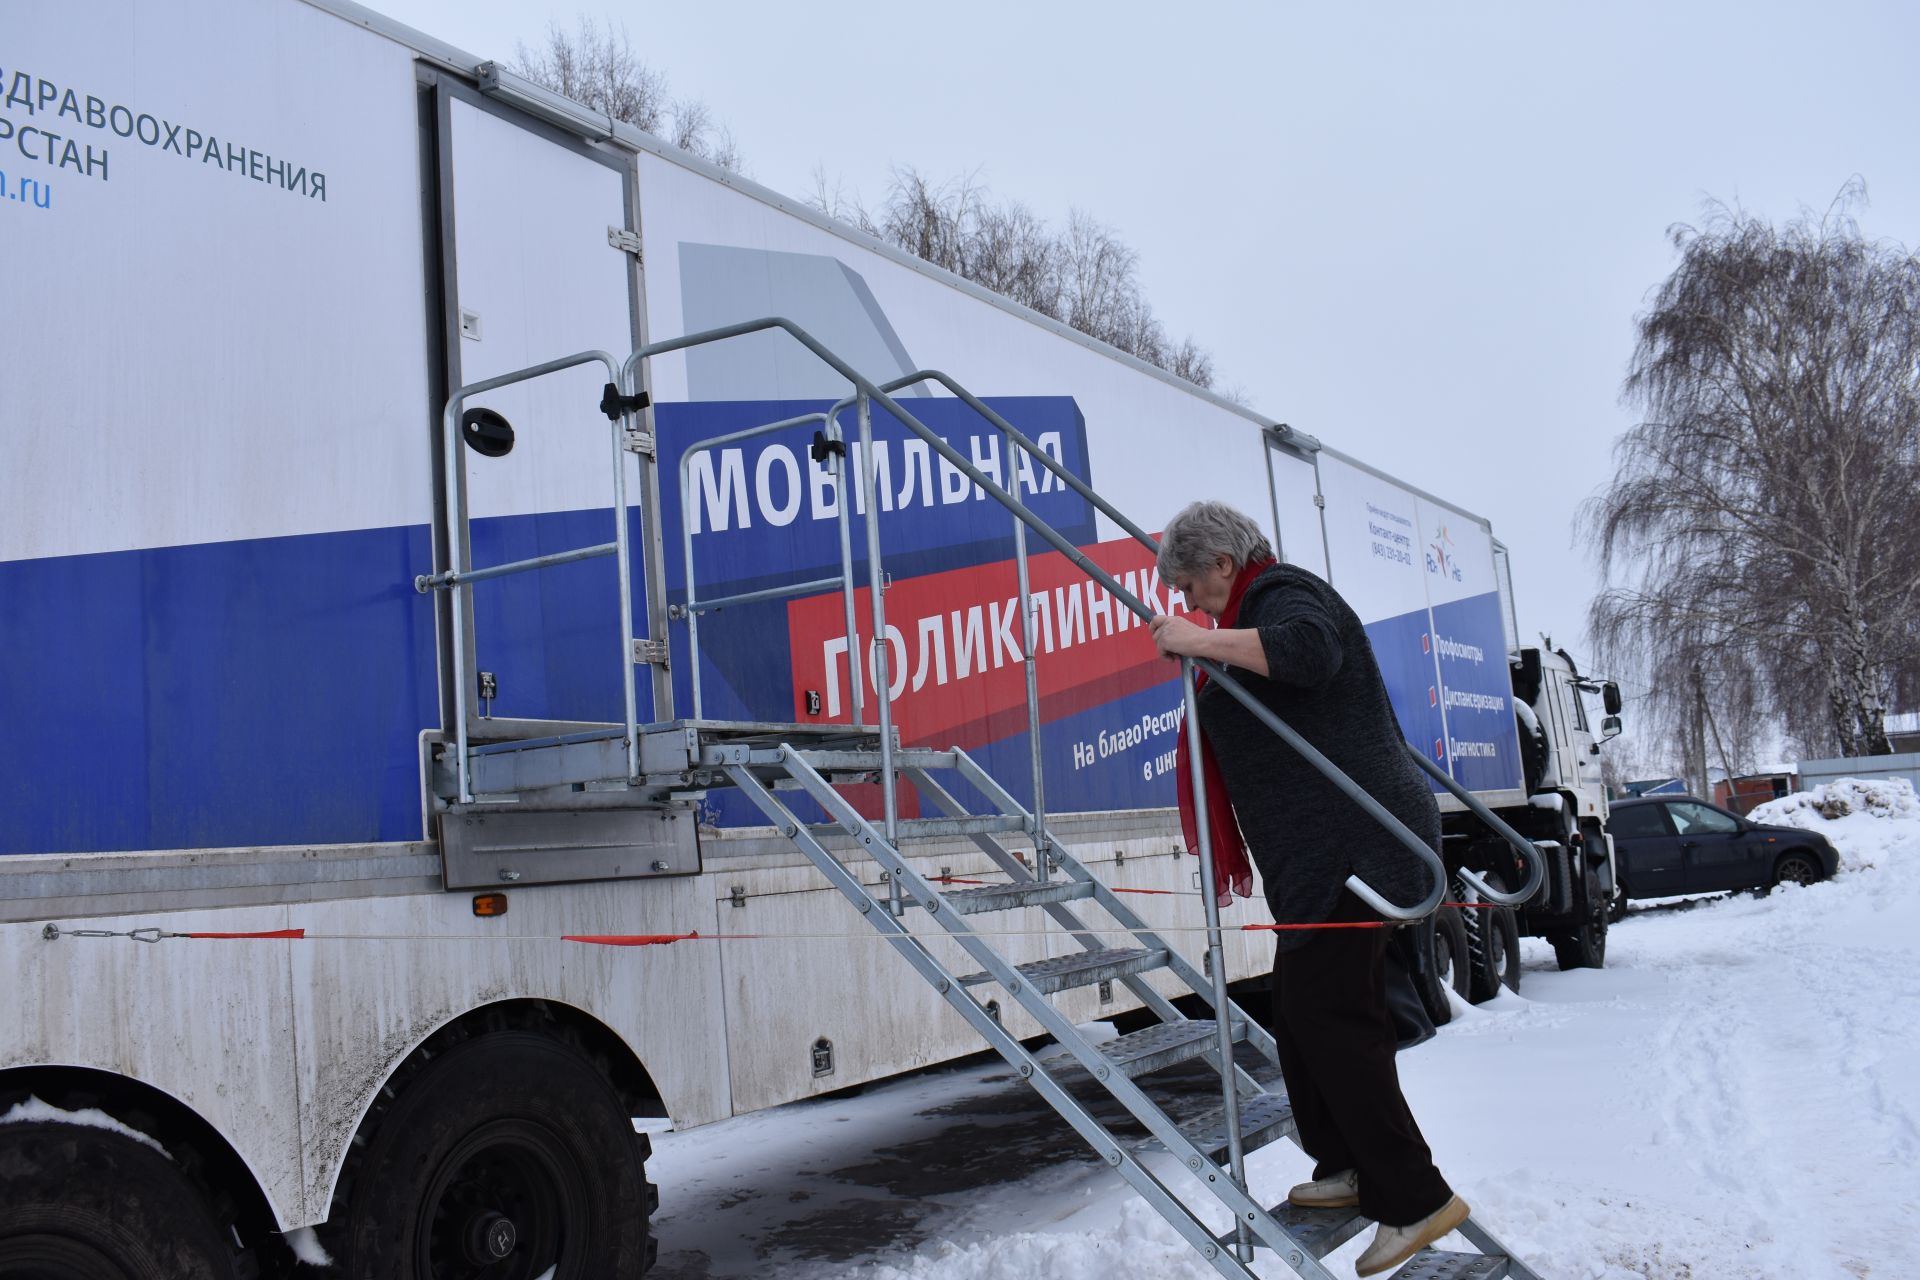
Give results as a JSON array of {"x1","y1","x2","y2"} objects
[{"x1": 1196, "y1": 564, "x2": 1438, "y2": 951}]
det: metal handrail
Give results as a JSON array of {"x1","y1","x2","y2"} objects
[
  {"x1": 415, "y1": 542, "x2": 618, "y2": 593},
  {"x1": 423, "y1": 349, "x2": 629, "y2": 804},
  {"x1": 824, "y1": 368, "x2": 1540, "y2": 910},
  {"x1": 817, "y1": 366, "x2": 1444, "y2": 918},
  {"x1": 674, "y1": 410, "x2": 864, "y2": 723},
  {"x1": 823, "y1": 372, "x2": 1051, "y2": 881},
  {"x1": 622, "y1": 318, "x2": 1453, "y2": 915}
]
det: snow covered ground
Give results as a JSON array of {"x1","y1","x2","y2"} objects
[{"x1": 646, "y1": 780, "x2": 1920, "y2": 1279}]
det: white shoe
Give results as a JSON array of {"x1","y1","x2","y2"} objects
[
  {"x1": 1355, "y1": 1194, "x2": 1469, "y2": 1276},
  {"x1": 1286, "y1": 1168, "x2": 1359, "y2": 1208}
]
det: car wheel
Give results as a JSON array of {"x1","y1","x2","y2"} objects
[
  {"x1": 0, "y1": 1119, "x2": 240, "y2": 1280},
  {"x1": 1550, "y1": 869, "x2": 1608, "y2": 970},
  {"x1": 1607, "y1": 881, "x2": 1629, "y2": 924},
  {"x1": 328, "y1": 1030, "x2": 657, "y2": 1280},
  {"x1": 1771, "y1": 851, "x2": 1823, "y2": 890}
]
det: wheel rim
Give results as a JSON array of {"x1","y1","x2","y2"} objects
[
  {"x1": 416, "y1": 1119, "x2": 587, "y2": 1280},
  {"x1": 0, "y1": 1234, "x2": 141, "y2": 1280},
  {"x1": 1778, "y1": 856, "x2": 1817, "y2": 886}
]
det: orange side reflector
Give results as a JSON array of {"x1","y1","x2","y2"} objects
[{"x1": 472, "y1": 892, "x2": 509, "y2": 918}]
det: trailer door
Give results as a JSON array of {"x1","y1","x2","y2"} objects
[
  {"x1": 429, "y1": 80, "x2": 654, "y2": 736},
  {"x1": 1265, "y1": 432, "x2": 1330, "y2": 580}
]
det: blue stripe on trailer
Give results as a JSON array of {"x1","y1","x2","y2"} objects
[{"x1": 0, "y1": 510, "x2": 662, "y2": 856}]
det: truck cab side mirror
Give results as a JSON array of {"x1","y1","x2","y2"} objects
[
  {"x1": 1600, "y1": 714, "x2": 1622, "y2": 741},
  {"x1": 1603, "y1": 682, "x2": 1622, "y2": 716}
]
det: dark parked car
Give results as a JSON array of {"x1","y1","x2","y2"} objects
[{"x1": 1605, "y1": 795, "x2": 1839, "y2": 915}]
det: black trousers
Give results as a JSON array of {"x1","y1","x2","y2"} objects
[{"x1": 1269, "y1": 892, "x2": 1453, "y2": 1226}]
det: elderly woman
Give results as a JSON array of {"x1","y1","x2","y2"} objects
[{"x1": 1148, "y1": 499, "x2": 1466, "y2": 1277}]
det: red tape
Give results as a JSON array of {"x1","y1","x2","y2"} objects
[
  {"x1": 1242, "y1": 921, "x2": 1390, "y2": 931},
  {"x1": 183, "y1": 928, "x2": 307, "y2": 940},
  {"x1": 563, "y1": 931, "x2": 705, "y2": 947}
]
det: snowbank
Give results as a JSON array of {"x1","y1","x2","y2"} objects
[{"x1": 1750, "y1": 776, "x2": 1919, "y2": 871}]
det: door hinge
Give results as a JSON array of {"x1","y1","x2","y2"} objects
[
  {"x1": 607, "y1": 226, "x2": 643, "y2": 260},
  {"x1": 623, "y1": 426, "x2": 656, "y2": 457},
  {"x1": 632, "y1": 638, "x2": 670, "y2": 667}
]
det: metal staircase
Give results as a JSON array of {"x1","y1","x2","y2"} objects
[{"x1": 415, "y1": 318, "x2": 1550, "y2": 1278}]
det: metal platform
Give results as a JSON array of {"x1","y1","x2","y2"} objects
[{"x1": 431, "y1": 719, "x2": 894, "y2": 802}]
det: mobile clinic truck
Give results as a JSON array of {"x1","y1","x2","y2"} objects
[{"x1": 1, "y1": 3, "x2": 1575, "y2": 1277}]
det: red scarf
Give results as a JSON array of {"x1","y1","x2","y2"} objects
[{"x1": 1175, "y1": 557, "x2": 1273, "y2": 906}]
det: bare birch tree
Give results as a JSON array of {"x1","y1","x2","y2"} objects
[
  {"x1": 514, "y1": 19, "x2": 741, "y2": 171},
  {"x1": 1585, "y1": 182, "x2": 1920, "y2": 761}
]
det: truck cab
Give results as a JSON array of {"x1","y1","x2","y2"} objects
[{"x1": 1441, "y1": 645, "x2": 1622, "y2": 984}]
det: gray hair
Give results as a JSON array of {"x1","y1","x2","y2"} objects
[{"x1": 1157, "y1": 501, "x2": 1274, "y2": 581}]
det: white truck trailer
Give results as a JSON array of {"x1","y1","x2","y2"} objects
[{"x1": 1, "y1": 3, "x2": 1584, "y2": 1277}]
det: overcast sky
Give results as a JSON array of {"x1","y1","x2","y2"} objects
[{"x1": 372, "y1": 0, "x2": 1919, "y2": 686}]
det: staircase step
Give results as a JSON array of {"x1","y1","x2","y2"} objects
[
  {"x1": 957, "y1": 946, "x2": 1167, "y2": 996},
  {"x1": 1174, "y1": 1090, "x2": 1295, "y2": 1162},
  {"x1": 1392, "y1": 1251, "x2": 1509, "y2": 1279},
  {"x1": 1244, "y1": 1203, "x2": 1370, "y2": 1260},
  {"x1": 807, "y1": 814, "x2": 1029, "y2": 844},
  {"x1": 941, "y1": 879, "x2": 1096, "y2": 916},
  {"x1": 896, "y1": 815, "x2": 1031, "y2": 839},
  {"x1": 791, "y1": 748, "x2": 960, "y2": 772},
  {"x1": 1099, "y1": 1018, "x2": 1246, "y2": 1078}
]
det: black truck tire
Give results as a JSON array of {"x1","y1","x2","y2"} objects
[
  {"x1": 1463, "y1": 873, "x2": 1522, "y2": 1003},
  {"x1": 329, "y1": 1030, "x2": 657, "y2": 1280},
  {"x1": 0, "y1": 1119, "x2": 239, "y2": 1280},
  {"x1": 1550, "y1": 868, "x2": 1608, "y2": 970},
  {"x1": 1414, "y1": 909, "x2": 1472, "y2": 1025}
]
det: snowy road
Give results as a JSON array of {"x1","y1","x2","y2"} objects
[{"x1": 645, "y1": 785, "x2": 1920, "y2": 1279}]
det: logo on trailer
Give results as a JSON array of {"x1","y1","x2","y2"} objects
[{"x1": 1426, "y1": 523, "x2": 1463, "y2": 583}]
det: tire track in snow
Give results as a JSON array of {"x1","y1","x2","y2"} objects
[{"x1": 1636, "y1": 878, "x2": 1920, "y2": 1278}]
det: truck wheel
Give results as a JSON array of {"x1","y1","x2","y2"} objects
[
  {"x1": 0, "y1": 1119, "x2": 239, "y2": 1280},
  {"x1": 1550, "y1": 869, "x2": 1608, "y2": 970},
  {"x1": 1437, "y1": 906, "x2": 1473, "y2": 1006},
  {"x1": 331, "y1": 1031, "x2": 657, "y2": 1279},
  {"x1": 1408, "y1": 916, "x2": 1452, "y2": 1027},
  {"x1": 1463, "y1": 874, "x2": 1521, "y2": 1003},
  {"x1": 1414, "y1": 909, "x2": 1471, "y2": 1025}
]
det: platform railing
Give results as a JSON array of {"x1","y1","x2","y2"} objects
[
  {"x1": 674, "y1": 410, "x2": 867, "y2": 726},
  {"x1": 415, "y1": 349, "x2": 634, "y2": 805}
]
